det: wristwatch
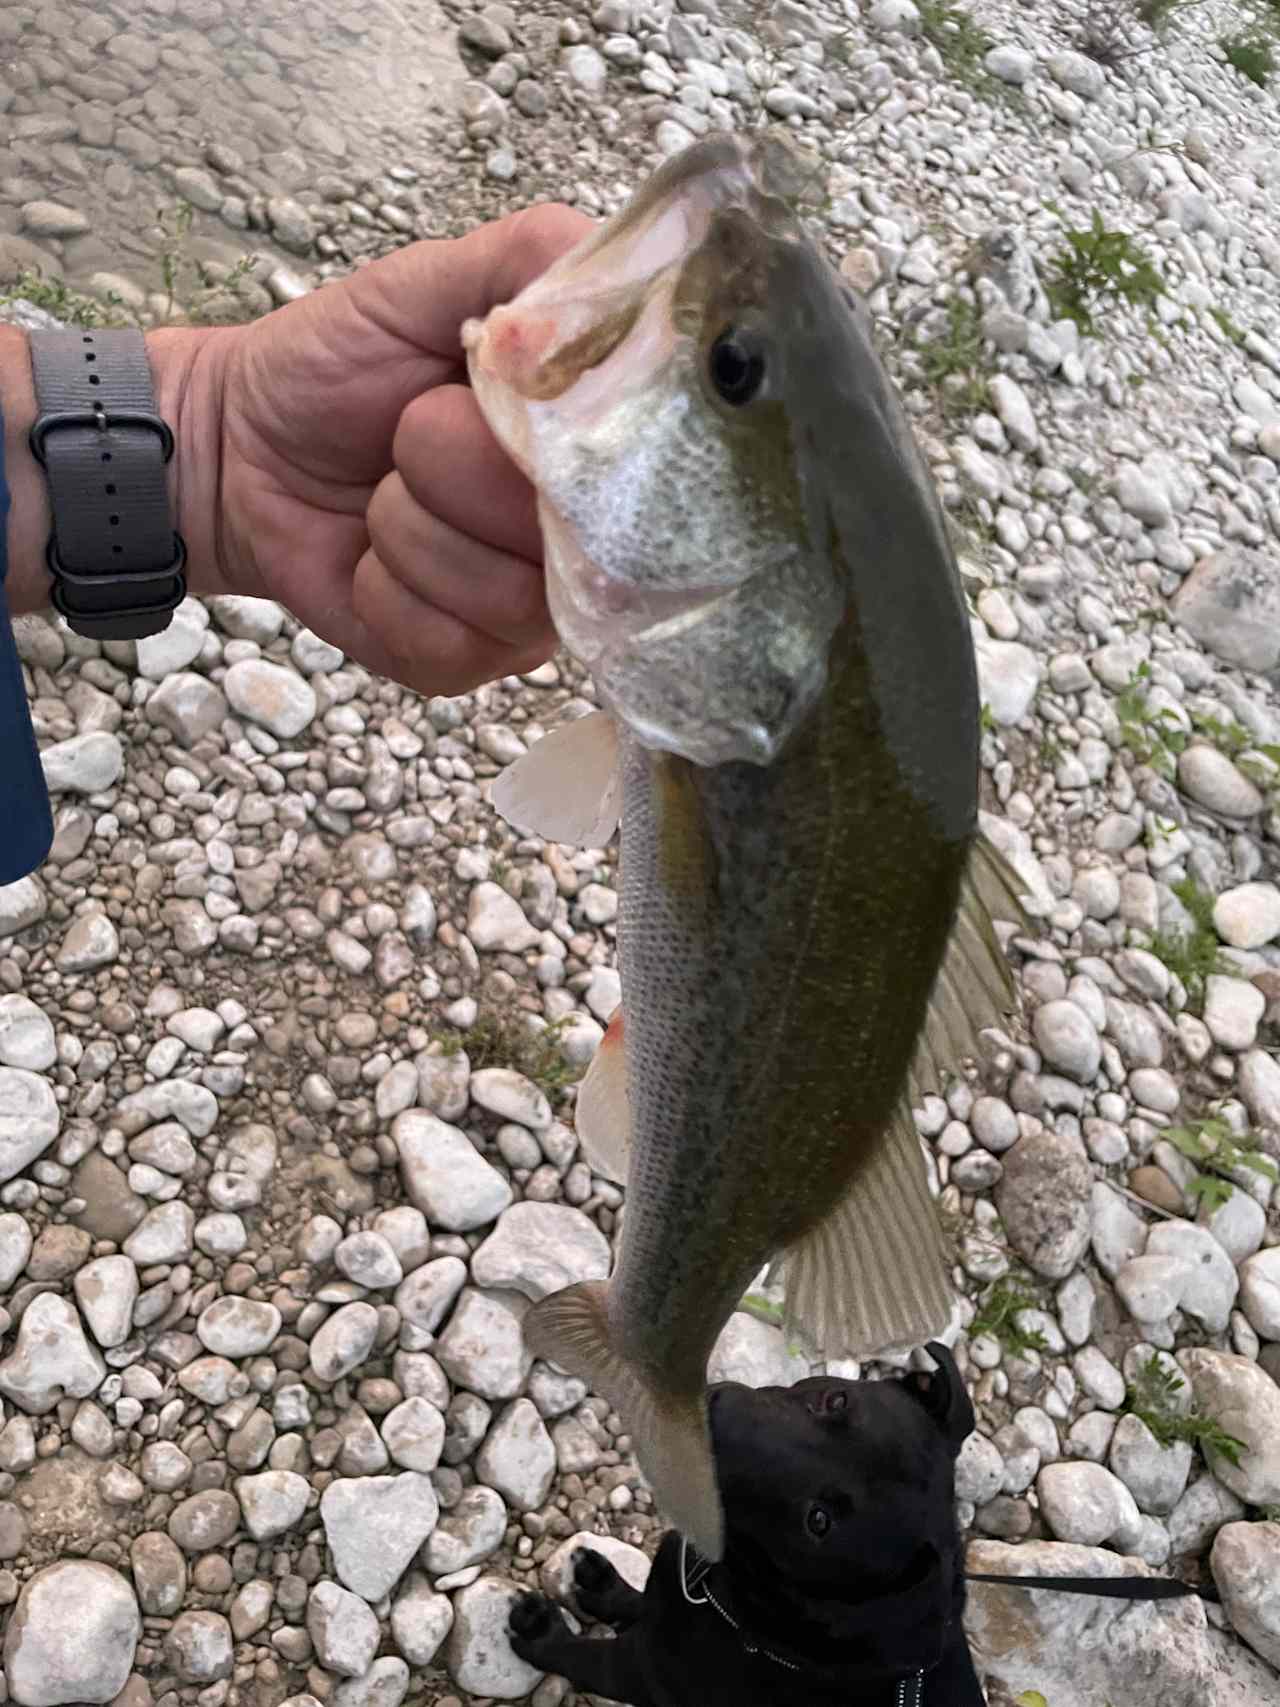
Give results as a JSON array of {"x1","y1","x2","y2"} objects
[{"x1": 27, "y1": 327, "x2": 186, "y2": 641}]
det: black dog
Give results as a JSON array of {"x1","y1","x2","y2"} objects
[{"x1": 509, "y1": 1341, "x2": 985, "y2": 1705}]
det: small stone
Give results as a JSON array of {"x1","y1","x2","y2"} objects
[
  {"x1": 995, "y1": 1131, "x2": 1093, "y2": 1280},
  {"x1": 123, "y1": 1201, "x2": 195, "y2": 1264},
  {"x1": 1033, "y1": 1000, "x2": 1101, "y2": 1082},
  {"x1": 41, "y1": 731, "x2": 123, "y2": 793},
  {"x1": 466, "y1": 883, "x2": 539, "y2": 952},
  {"x1": 470, "y1": 1203, "x2": 610, "y2": 1302},
  {"x1": 167, "y1": 1490, "x2": 241, "y2": 1553},
  {"x1": 224, "y1": 659, "x2": 317, "y2": 738},
  {"x1": 1211, "y1": 1520, "x2": 1280, "y2": 1669},
  {"x1": 335, "y1": 1230, "x2": 404, "y2": 1290},
  {"x1": 1203, "y1": 975, "x2": 1266, "y2": 1051},
  {"x1": 474, "y1": 1398, "x2": 556, "y2": 1511},
  {"x1": 1171, "y1": 547, "x2": 1280, "y2": 674},
  {"x1": 1213, "y1": 883, "x2": 1280, "y2": 950},
  {"x1": 310, "y1": 1301, "x2": 380, "y2": 1382},
  {"x1": 1239, "y1": 1248, "x2": 1280, "y2": 1343},
  {"x1": 56, "y1": 911, "x2": 119, "y2": 971},
  {"x1": 423, "y1": 1484, "x2": 507, "y2": 1575},
  {"x1": 164, "y1": 1610, "x2": 233, "y2": 1682},
  {"x1": 1037, "y1": 1462, "x2": 1140, "y2": 1546},
  {"x1": 1176, "y1": 748, "x2": 1263, "y2": 819},
  {"x1": 147, "y1": 673, "x2": 228, "y2": 746},
  {"x1": 434, "y1": 1289, "x2": 531, "y2": 1401},
  {"x1": 74, "y1": 1254, "x2": 139, "y2": 1349},
  {"x1": 130, "y1": 1532, "x2": 187, "y2": 1616},
  {"x1": 974, "y1": 635, "x2": 1040, "y2": 725},
  {"x1": 20, "y1": 199, "x2": 90, "y2": 237},
  {"x1": 197, "y1": 1296, "x2": 282, "y2": 1357},
  {"x1": 236, "y1": 1470, "x2": 310, "y2": 1541},
  {"x1": 469, "y1": 1067, "x2": 552, "y2": 1133},
  {"x1": 708, "y1": 1313, "x2": 811, "y2": 1388},
  {"x1": 445, "y1": 1576, "x2": 543, "y2": 1700},
  {"x1": 1109, "y1": 1413, "x2": 1193, "y2": 1515},
  {"x1": 390, "y1": 1574, "x2": 454, "y2": 1666},
  {"x1": 308, "y1": 1579, "x2": 380, "y2": 1677},
  {"x1": 382, "y1": 1396, "x2": 446, "y2": 1472},
  {"x1": 0, "y1": 878, "x2": 46, "y2": 939},
  {"x1": 1180, "y1": 1350, "x2": 1280, "y2": 1505}
]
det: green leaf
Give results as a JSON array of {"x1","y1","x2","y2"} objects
[{"x1": 1016, "y1": 1693, "x2": 1049, "y2": 1707}]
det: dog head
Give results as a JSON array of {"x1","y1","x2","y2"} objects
[{"x1": 705, "y1": 1341, "x2": 974, "y2": 1672}]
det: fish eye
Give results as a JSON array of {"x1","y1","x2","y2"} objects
[
  {"x1": 708, "y1": 326, "x2": 766, "y2": 406},
  {"x1": 805, "y1": 1503, "x2": 832, "y2": 1540}
]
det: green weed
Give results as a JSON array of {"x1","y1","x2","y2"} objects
[
  {"x1": 1113, "y1": 663, "x2": 1186, "y2": 778},
  {"x1": 1221, "y1": 30, "x2": 1276, "y2": 87},
  {"x1": 914, "y1": 296, "x2": 993, "y2": 420},
  {"x1": 432, "y1": 1004, "x2": 582, "y2": 1103},
  {"x1": 1208, "y1": 305, "x2": 1247, "y2": 346},
  {"x1": 0, "y1": 269, "x2": 131, "y2": 328},
  {"x1": 970, "y1": 1276, "x2": 1048, "y2": 1356},
  {"x1": 1044, "y1": 209, "x2": 1164, "y2": 335},
  {"x1": 916, "y1": 0, "x2": 1000, "y2": 92},
  {"x1": 1149, "y1": 876, "x2": 1229, "y2": 1008},
  {"x1": 1122, "y1": 1354, "x2": 1248, "y2": 1468},
  {"x1": 1165, "y1": 1114, "x2": 1279, "y2": 1211}
]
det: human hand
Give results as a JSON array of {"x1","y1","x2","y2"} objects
[{"x1": 163, "y1": 203, "x2": 594, "y2": 696}]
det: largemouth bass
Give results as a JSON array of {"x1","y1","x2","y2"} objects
[{"x1": 461, "y1": 133, "x2": 1024, "y2": 1561}]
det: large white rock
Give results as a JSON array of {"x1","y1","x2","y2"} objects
[
  {"x1": 3, "y1": 1560, "x2": 140, "y2": 1705},
  {"x1": 0, "y1": 1066, "x2": 59, "y2": 1182},
  {"x1": 469, "y1": 1202, "x2": 610, "y2": 1302},
  {"x1": 445, "y1": 1576, "x2": 544, "y2": 1700},
  {"x1": 320, "y1": 1472, "x2": 439, "y2": 1603},
  {"x1": 0, "y1": 1292, "x2": 105, "y2": 1414},
  {"x1": 394, "y1": 1110, "x2": 512, "y2": 1232},
  {"x1": 0, "y1": 995, "x2": 56, "y2": 1070}
]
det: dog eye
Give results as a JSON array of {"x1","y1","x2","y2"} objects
[
  {"x1": 805, "y1": 1504, "x2": 832, "y2": 1539},
  {"x1": 826, "y1": 1391, "x2": 847, "y2": 1413}
]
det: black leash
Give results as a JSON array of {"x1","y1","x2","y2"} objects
[{"x1": 965, "y1": 1570, "x2": 1220, "y2": 1605}]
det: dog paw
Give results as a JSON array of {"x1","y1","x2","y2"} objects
[
  {"x1": 573, "y1": 1548, "x2": 635, "y2": 1622},
  {"x1": 573, "y1": 1547, "x2": 620, "y2": 1595},
  {"x1": 508, "y1": 1592, "x2": 566, "y2": 1657}
]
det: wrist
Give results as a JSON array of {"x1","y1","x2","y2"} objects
[{"x1": 1, "y1": 321, "x2": 235, "y2": 619}]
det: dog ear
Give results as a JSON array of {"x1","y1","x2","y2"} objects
[{"x1": 902, "y1": 1342, "x2": 975, "y2": 1451}]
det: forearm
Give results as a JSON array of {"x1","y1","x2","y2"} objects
[{"x1": 0, "y1": 322, "x2": 235, "y2": 616}]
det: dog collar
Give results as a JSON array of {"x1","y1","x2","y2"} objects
[{"x1": 679, "y1": 1539, "x2": 928, "y2": 1703}]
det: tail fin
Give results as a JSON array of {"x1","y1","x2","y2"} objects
[{"x1": 525, "y1": 1280, "x2": 725, "y2": 1560}]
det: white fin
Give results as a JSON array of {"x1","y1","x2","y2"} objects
[
  {"x1": 525, "y1": 1280, "x2": 725, "y2": 1559},
  {"x1": 907, "y1": 832, "x2": 1029, "y2": 1100},
  {"x1": 575, "y1": 1007, "x2": 630, "y2": 1183},
  {"x1": 775, "y1": 834, "x2": 1029, "y2": 1361},
  {"x1": 774, "y1": 1099, "x2": 955, "y2": 1361},
  {"x1": 489, "y1": 710, "x2": 622, "y2": 848}
]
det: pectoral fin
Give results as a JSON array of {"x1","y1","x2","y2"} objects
[
  {"x1": 489, "y1": 710, "x2": 622, "y2": 847},
  {"x1": 525, "y1": 1280, "x2": 725, "y2": 1559},
  {"x1": 575, "y1": 1007, "x2": 630, "y2": 1184}
]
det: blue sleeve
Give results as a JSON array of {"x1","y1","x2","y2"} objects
[{"x1": 0, "y1": 398, "x2": 55, "y2": 883}]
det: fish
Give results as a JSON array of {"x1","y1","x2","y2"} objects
[{"x1": 460, "y1": 132, "x2": 1027, "y2": 1562}]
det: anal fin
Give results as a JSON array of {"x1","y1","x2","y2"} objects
[
  {"x1": 525, "y1": 1281, "x2": 725, "y2": 1559},
  {"x1": 489, "y1": 709, "x2": 622, "y2": 848},
  {"x1": 774, "y1": 1102, "x2": 955, "y2": 1361},
  {"x1": 775, "y1": 833, "x2": 1028, "y2": 1362}
]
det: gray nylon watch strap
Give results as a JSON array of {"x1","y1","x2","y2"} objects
[{"x1": 27, "y1": 327, "x2": 185, "y2": 640}]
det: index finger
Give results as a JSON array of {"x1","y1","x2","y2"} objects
[{"x1": 357, "y1": 202, "x2": 597, "y2": 364}]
